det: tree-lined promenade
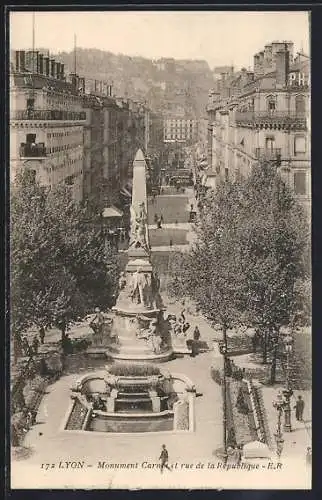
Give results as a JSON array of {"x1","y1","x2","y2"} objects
[{"x1": 168, "y1": 161, "x2": 310, "y2": 384}]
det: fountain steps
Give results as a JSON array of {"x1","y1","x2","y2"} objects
[
  {"x1": 110, "y1": 344, "x2": 153, "y2": 354},
  {"x1": 109, "y1": 350, "x2": 173, "y2": 363}
]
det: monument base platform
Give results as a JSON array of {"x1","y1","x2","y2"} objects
[{"x1": 106, "y1": 348, "x2": 174, "y2": 363}]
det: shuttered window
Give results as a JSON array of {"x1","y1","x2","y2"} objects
[
  {"x1": 294, "y1": 136, "x2": 306, "y2": 155},
  {"x1": 294, "y1": 171, "x2": 306, "y2": 195}
]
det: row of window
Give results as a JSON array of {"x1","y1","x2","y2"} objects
[
  {"x1": 166, "y1": 134, "x2": 194, "y2": 139},
  {"x1": 230, "y1": 164, "x2": 307, "y2": 196},
  {"x1": 47, "y1": 130, "x2": 82, "y2": 139},
  {"x1": 239, "y1": 95, "x2": 307, "y2": 114},
  {"x1": 166, "y1": 120, "x2": 197, "y2": 125},
  {"x1": 46, "y1": 144, "x2": 82, "y2": 153},
  {"x1": 46, "y1": 95, "x2": 82, "y2": 106},
  {"x1": 167, "y1": 126, "x2": 195, "y2": 131},
  {"x1": 264, "y1": 136, "x2": 307, "y2": 155}
]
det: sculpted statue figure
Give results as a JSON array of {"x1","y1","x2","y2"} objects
[
  {"x1": 118, "y1": 272, "x2": 127, "y2": 291},
  {"x1": 151, "y1": 271, "x2": 160, "y2": 293},
  {"x1": 143, "y1": 272, "x2": 154, "y2": 308},
  {"x1": 131, "y1": 267, "x2": 148, "y2": 305},
  {"x1": 129, "y1": 202, "x2": 148, "y2": 251}
]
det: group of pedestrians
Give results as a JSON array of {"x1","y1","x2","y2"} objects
[
  {"x1": 19, "y1": 334, "x2": 42, "y2": 357},
  {"x1": 158, "y1": 443, "x2": 243, "y2": 473}
]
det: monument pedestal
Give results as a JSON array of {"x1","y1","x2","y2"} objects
[
  {"x1": 105, "y1": 149, "x2": 173, "y2": 363},
  {"x1": 107, "y1": 307, "x2": 173, "y2": 363}
]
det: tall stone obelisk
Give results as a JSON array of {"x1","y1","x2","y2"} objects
[{"x1": 107, "y1": 149, "x2": 173, "y2": 362}]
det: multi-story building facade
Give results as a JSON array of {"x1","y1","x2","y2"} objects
[
  {"x1": 82, "y1": 92, "x2": 105, "y2": 208},
  {"x1": 163, "y1": 117, "x2": 198, "y2": 143},
  {"x1": 10, "y1": 50, "x2": 151, "y2": 210},
  {"x1": 10, "y1": 50, "x2": 86, "y2": 202},
  {"x1": 83, "y1": 92, "x2": 148, "y2": 209},
  {"x1": 207, "y1": 42, "x2": 310, "y2": 213},
  {"x1": 197, "y1": 118, "x2": 209, "y2": 149}
]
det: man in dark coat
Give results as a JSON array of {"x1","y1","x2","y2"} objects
[
  {"x1": 193, "y1": 326, "x2": 201, "y2": 341},
  {"x1": 159, "y1": 444, "x2": 171, "y2": 473},
  {"x1": 294, "y1": 395, "x2": 305, "y2": 421}
]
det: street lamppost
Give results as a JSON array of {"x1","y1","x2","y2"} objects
[
  {"x1": 219, "y1": 339, "x2": 228, "y2": 464},
  {"x1": 272, "y1": 392, "x2": 285, "y2": 458},
  {"x1": 282, "y1": 334, "x2": 294, "y2": 432}
]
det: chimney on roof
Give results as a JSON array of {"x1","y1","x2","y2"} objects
[
  {"x1": 263, "y1": 44, "x2": 273, "y2": 72},
  {"x1": 275, "y1": 49, "x2": 290, "y2": 88},
  {"x1": 15, "y1": 50, "x2": 26, "y2": 72},
  {"x1": 56, "y1": 62, "x2": 61, "y2": 79},
  {"x1": 38, "y1": 53, "x2": 44, "y2": 75},
  {"x1": 43, "y1": 55, "x2": 50, "y2": 76},
  {"x1": 50, "y1": 59, "x2": 56, "y2": 78},
  {"x1": 25, "y1": 50, "x2": 39, "y2": 73},
  {"x1": 60, "y1": 63, "x2": 65, "y2": 80},
  {"x1": 69, "y1": 73, "x2": 80, "y2": 91}
]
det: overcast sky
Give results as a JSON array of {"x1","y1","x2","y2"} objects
[{"x1": 10, "y1": 11, "x2": 309, "y2": 70}]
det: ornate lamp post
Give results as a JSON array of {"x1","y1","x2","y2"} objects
[
  {"x1": 219, "y1": 340, "x2": 228, "y2": 464},
  {"x1": 272, "y1": 392, "x2": 285, "y2": 458},
  {"x1": 282, "y1": 334, "x2": 294, "y2": 432}
]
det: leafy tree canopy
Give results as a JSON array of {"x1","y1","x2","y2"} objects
[
  {"x1": 11, "y1": 171, "x2": 119, "y2": 339},
  {"x1": 169, "y1": 161, "x2": 309, "y2": 340}
]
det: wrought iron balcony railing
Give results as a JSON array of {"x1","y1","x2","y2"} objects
[
  {"x1": 235, "y1": 110, "x2": 307, "y2": 126},
  {"x1": 20, "y1": 143, "x2": 47, "y2": 158},
  {"x1": 12, "y1": 109, "x2": 87, "y2": 121},
  {"x1": 254, "y1": 148, "x2": 282, "y2": 160}
]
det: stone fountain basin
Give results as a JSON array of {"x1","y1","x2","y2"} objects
[
  {"x1": 66, "y1": 371, "x2": 196, "y2": 433},
  {"x1": 71, "y1": 371, "x2": 195, "y2": 395}
]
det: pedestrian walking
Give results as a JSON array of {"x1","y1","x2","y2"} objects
[
  {"x1": 276, "y1": 438, "x2": 284, "y2": 459},
  {"x1": 169, "y1": 239, "x2": 173, "y2": 247},
  {"x1": 232, "y1": 445, "x2": 242, "y2": 465},
  {"x1": 154, "y1": 213, "x2": 158, "y2": 224},
  {"x1": 21, "y1": 336, "x2": 30, "y2": 356},
  {"x1": 294, "y1": 395, "x2": 305, "y2": 421},
  {"x1": 306, "y1": 447, "x2": 312, "y2": 467},
  {"x1": 32, "y1": 336, "x2": 39, "y2": 355},
  {"x1": 193, "y1": 326, "x2": 201, "y2": 341},
  {"x1": 39, "y1": 326, "x2": 45, "y2": 344},
  {"x1": 159, "y1": 444, "x2": 171, "y2": 473}
]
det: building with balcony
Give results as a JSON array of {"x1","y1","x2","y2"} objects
[
  {"x1": 206, "y1": 42, "x2": 310, "y2": 213},
  {"x1": 10, "y1": 50, "x2": 85, "y2": 202},
  {"x1": 10, "y1": 50, "x2": 150, "y2": 210}
]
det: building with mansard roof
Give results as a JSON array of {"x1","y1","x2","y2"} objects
[{"x1": 206, "y1": 42, "x2": 310, "y2": 214}]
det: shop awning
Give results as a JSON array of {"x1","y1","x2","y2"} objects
[{"x1": 102, "y1": 206, "x2": 123, "y2": 218}]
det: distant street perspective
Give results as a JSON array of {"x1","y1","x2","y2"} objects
[{"x1": 9, "y1": 11, "x2": 311, "y2": 490}]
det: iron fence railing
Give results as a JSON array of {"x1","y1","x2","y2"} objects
[
  {"x1": 254, "y1": 147, "x2": 282, "y2": 160},
  {"x1": 12, "y1": 109, "x2": 86, "y2": 121},
  {"x1": 235, "y1": 110, "x2": 307, "y2": 123}
]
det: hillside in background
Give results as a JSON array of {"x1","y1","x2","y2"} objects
[{"x1": 55, "y1": 48, "x2": 213, "y2": 117}]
